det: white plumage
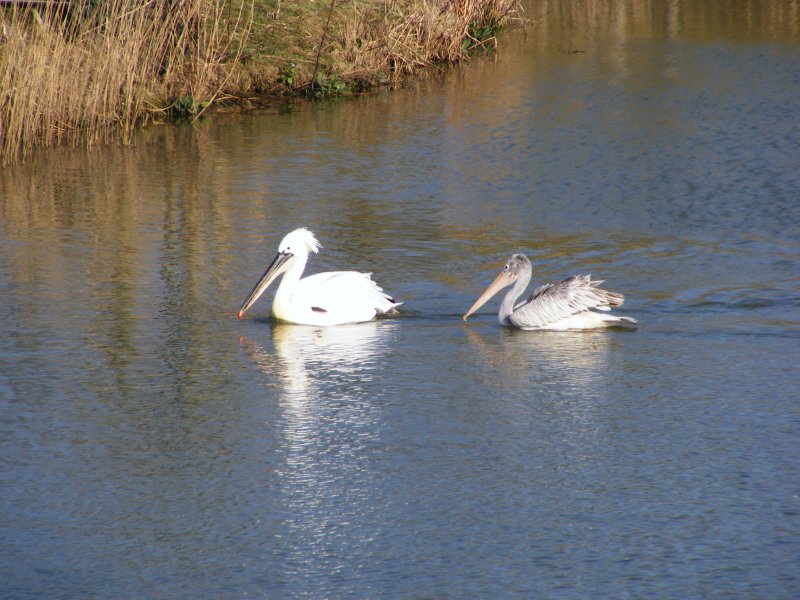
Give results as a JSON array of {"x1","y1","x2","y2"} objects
[{"x1": 237, "y1": 228, "x2": 401, "y2": 326}]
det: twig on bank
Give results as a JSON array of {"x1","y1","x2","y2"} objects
[{"x1": 309, "y1": 0, "x2": 336, "y2": 90}]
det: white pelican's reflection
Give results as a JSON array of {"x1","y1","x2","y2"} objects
[
  {"x1": 239, "y1": 321, "x2": 397, "y2": 570},
  {"x1": 241, "y1": 321, "x2": 396, "y2": 396},
  {"x1": 240, "y1": 321, "x2": 397, "y2": 439},
  {"x1": 277, "y1": 321, "x2": 394, "y2": 399}
]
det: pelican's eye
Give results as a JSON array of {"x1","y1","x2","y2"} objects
[{"x1": 503, "y1": 264, "x2": 509, "y2": 271}]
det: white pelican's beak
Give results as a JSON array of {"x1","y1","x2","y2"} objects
[
  {"x1": 237, "y1": 251, "x2": 293, "y2": 319},
  {"x1": 462, "y1": 269, "x2": 516, "y2": 321}
]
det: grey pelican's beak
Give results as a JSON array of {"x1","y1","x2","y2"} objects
[
  {"x1": 462, "y1": 270, "x2": 516, "y2": 321},
  {"x1": 237, "y1": 251, "x2": 293, "y2": 318}
]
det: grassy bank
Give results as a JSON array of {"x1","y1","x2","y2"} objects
[{"x1": 0, "y1": 0, "x2": 519, "y2": 166}]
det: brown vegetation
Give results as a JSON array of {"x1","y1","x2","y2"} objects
[
  {"x1": 0, "y1": 0, "x2": 519, "y2": 166},
  {"x1": 0, "y1": 0, "x2": 254, "y2": 164}
]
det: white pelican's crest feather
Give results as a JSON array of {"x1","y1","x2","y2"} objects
[{"x1": 279, "y1": 227, "x2": 321, "y2": 255}]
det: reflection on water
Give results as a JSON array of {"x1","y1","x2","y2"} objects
[
  {"x1": 463, "y1": 324, "x2": 617, "y2": 439},
  {"x1": 241, "y1": 321, "x2": 397, "y2": 402},
  {"x1": 464, "y1": 325, "x2": 613, "y2": 385},
  {"x1": 532, "y1": 0, "x2": 800, "y2": 44},
  {"x1": 240, "y1": 321, "x2": 397, "y2": 462},
  {"x1": 238, "y1": 322, "x2": 399, "y2": 588}
]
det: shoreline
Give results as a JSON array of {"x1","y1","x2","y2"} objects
[{"x1": 0, "y1": 0, "x2": 522, "y2": 167}]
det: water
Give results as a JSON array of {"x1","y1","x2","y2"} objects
[{"x1": 2, "y1": 1, "x2": 800, "y2": 597}]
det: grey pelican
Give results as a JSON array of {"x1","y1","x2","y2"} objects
[
  {"x1": 237, "y1": 228, "x2": 401, "y2": 325},
  {"x1": 463, "y1": 253, "x2": 637, "y2": 330}
]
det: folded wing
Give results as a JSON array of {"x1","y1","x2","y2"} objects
[{"x1": 509, "y1": 275, "x2": 624, "y2": 329}]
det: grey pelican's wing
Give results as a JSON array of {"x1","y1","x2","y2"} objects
[{"x1": 509, "y1": 275, "x2": 624, "y2": 328}]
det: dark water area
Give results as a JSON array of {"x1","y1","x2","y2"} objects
[{"x1": 2, "y1": 1, "x2": 799, "y2": 597}]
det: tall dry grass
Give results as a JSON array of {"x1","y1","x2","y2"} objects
[
  {"x1": 0, "y1": 0, "x2": 252, "y2": 165},
  {"x1": 243, "y1": 0, "x2": 521, "y2": 94},
  {"x1": 336, "y1": 0, "x2": 519, "y2": 83},
  {"x1": 0, "y1": 0, "x2": 517, "y2": 166}
]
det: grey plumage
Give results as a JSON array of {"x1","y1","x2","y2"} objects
[
  {"x1": 511, "y1": 274, "x2": 629, "y2": 329},
  {"x1": 464, "y1": 252, "x2": 638, "y2": 330}
]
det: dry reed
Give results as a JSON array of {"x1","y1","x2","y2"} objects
[
  {"x1": 0, "y1": 0, "x2": 252, "y2": 165},
  {"x1": 0, "y1": 0, "x2": 517, "y2": 167},
  {"x1": 305, "y1": 0, "x2": 519, "y2": 89}
]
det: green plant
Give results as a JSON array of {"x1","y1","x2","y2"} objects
[
  {"x1": 310, "y1": 71, "x2": 349, "y2": 98},
  {"x1": 462, "y1": 17, "x2": 502, "y2": 52},
  {"x1": 277, "y1": 62, "x2": 296, "y2": 90},
  {"x1": 170, "y1": 95, "x2": 210, "y2": 119}
]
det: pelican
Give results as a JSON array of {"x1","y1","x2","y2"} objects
[
  {"x1": 463, "y1": 253, "x2": 637, "y2": 330},
  {"x1": 237, "y1": 227, "x2": 401, "y2": 326}
]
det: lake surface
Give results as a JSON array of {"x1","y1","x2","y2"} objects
[{"x1": 2, "y1": 1, "x2": 799, "y2": 597}]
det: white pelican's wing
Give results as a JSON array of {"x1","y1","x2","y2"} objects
[
  {"x1": 509, "y1": 275, "x2": 626, "y2": 329},
  {"x1": 292, "y1": 271, "x2": 400, "y2": 319}
]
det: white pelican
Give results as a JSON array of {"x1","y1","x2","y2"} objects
[
  {"x1": 237, "y1": 227, "x2": 402, "y2": 326},
  {"x1": 463, "y1": 253, "x2": 637, "y2": 330}
]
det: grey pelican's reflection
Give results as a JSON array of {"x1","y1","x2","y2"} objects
[
  {"x1": 464, "y1": 324, "x2": 614, "y2": 409},
  {"x1": 240, "y1": 322, "x2": 397, "y2": 571},
  {"x1": 464, "y1": 325, "x2": 616, "y2": 441},
  {"x1": 464, "y1": 325, "x2": 613, "y2": 380}
]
